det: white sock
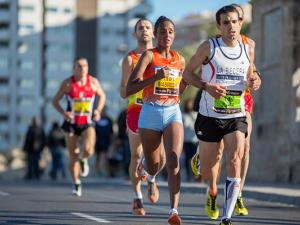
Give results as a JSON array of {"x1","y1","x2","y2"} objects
[
  {"x1": 147, "y1": 175, "x2": 156, "y2": 183},
  {"x1": 169, "y1": 208, "x2": 178, "y2": 215},
  {"x1": 136, "y1": 192, "x2": 143, "y2": 199},
  {"x1": 221, "y1": 177, "x2": 241, "y2": 220},
  {"x1": 75, "y1": 179, "x2": 81, "y2": 185}
]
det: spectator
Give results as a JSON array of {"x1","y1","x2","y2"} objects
[
  {"x1": 95, "y1": 106, "x2": 114, "y2": 177},
  {"x1": 47, "y1": 121, "x2": 66, "y2": 180},
  {"x1": 23, "y1": 117, "x2": 46, "y2": 180},
  {"x1": 117, "y1": 108, "x2": 130, "y2": 178}
]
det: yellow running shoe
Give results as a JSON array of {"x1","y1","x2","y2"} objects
[
  {"x1": 190, "y1": 152, "x2": 200, "y2": 176},
  {"x1": 234, "y1": 196, "x2": 248, "y2": 216},
  {"x1": 205, "y1": 194, "x2": 219, "y2": 220}
]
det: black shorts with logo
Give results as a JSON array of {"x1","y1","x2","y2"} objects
[
  {"x1": 194, "y1": 113, "x2": 248, "y2": 143},
  {"x1": 61, "y1": 121, "x2": 93, "y2": 136}
]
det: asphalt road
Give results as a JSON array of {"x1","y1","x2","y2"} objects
[{"x1": 0, "y1": 179, "x2": 299, "y2": 225}]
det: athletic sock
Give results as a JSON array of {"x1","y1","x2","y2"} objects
[
  {"x1": 169, "y1": 208, "x2": 178, "y2": 215},
  {"x1": 136, "y1": 192, "x2": 143, "y2": 199},
  {"x1": 147, "y1": 175, "x2": 156, "y2": 183},
  {"x1": 221, "y1": 177, "x2": 241, "y2": 220}
]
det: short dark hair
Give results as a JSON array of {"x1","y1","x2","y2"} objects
[
  {"x1": 216, "y1": 5, "x2": 239, "y2": 25},
  {"x1": 73, "y1": 57, "x2": 88, "y2": 65},
  {"x1": 134, "y1": 18, "x2": 152, "y2": 32},
  {"x1": 154, "y1": 16, "x2": 175, "y2": 34}
]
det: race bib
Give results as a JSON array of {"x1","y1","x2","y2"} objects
[
  {"x1": 214, "y1": 90, "x2": 242, "y2": 114},
  {"x1": 135, "y1": 90, "x2": 143, "y2": 105},
  {"x1": 73, "y1": 99, "x2": 91, "y2": 114},
  {"x1": 154, "y1": 67, "x2": 181, "y2": 96}
]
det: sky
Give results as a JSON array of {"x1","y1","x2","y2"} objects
[{"x1": 149, "y1": 0, "x2": 250, "y2": 21}]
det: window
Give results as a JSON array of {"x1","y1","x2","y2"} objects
[
  {"x1": 61, "y1": 61, "x2": 72, "y2": 72},
  {"x1": 64, "y1": 8, "x2": 72, "y2": 13},
  {"x1": 18, "y1": 24, "x2": 34, "y2": 35},
  {"x1": 18, "y1": 97, "x2": 34, "y2": 106},
  {"x1": 47, "y1": 79, "x2": 59, "y2": 89},
  {"x1": 0, "y1": 3, "x2": 9, "y2": 10},
  {"x1": 0, "y1": 56, "x2": 8, "y2": 69},
  {"x1": 46, "y1": 7, "x2": 58, "y2": 13},
  {"x1": 18, "y1": 59, "x2": 34, "y2": 70},
  {"x1": 19, "y1": 5, "x2": 34, "y2": 12},
  {"x1": 18, "y1": 43, "x2": 30, "y2": 54},
  {"x1": 47, "y1": 61, "x2": 59, "y2": 71},
  {"x1": 0, "y1": 23, "x2": 9, "y2": 30},
  {"x1": 19, "y1": 78, "x2": 34, "y2": 88},
  {"x1": 0, "y1": 41, "x2": 9, "y2": 48}
]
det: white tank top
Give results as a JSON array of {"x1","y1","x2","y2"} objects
[{"x1": 199, "y1": 37, "x2": 250, "y2": 119}]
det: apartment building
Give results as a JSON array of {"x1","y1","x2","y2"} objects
[{"x1": 0, "y1": 0, "x2": 151, "y2": 152}]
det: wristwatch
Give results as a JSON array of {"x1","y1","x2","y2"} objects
[{"x1": 254, "y1": 70, "x2": 261, "y2": 77}]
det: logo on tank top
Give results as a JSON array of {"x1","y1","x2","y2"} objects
[{"x1": 170, "y1": 60, "x2": 177, "y2": 65}]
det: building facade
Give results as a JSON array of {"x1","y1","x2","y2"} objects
[
  {"x1": 0, "y1": 0, "x2": 151, "y2": 152},
  {"x1": 251, "y1": 0, "x2": 300, "y2": 183},
  {"x1": 96, "y1": 0, "x2": 151, "y2": 118}
]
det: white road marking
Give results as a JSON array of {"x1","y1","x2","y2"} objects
[
  {"x1": 0, "y1": 190, "x2": 10, "y2": 196},
  {"x1": 71, "y1": 212, "x2": 112, "y2": 223}
]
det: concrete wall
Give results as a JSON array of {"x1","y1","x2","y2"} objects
[{"x1": 250, "y1": 0, "x2": 300, "y2": 183}]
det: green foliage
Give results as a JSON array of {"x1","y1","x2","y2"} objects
[
  {"x1": 241, "y1": 22, "x2": 250, "y2": 37},
  {"x1": 178, "y1": 46, "x2": 196, "y2": 62}
]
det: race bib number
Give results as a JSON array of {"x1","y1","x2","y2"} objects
[
  {"x1": 135, "y1": 90, "x2": 143, "y2": 105},
  {"x1": 214, "y1": 90, "x2": 242, "y2": 114},
  {"x1": 73, "y1": 99, "x2": 91, "y2": 113},
  {"x1": 154, "y1": 67, "x2": 181, "y2": 96}
]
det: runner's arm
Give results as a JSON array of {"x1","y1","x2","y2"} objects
[
  {"x1": 247, "y1": 44, "x2": 260, "y2": 91},
  {"x1": 179, "y1": 54, "x2": 187, "y2": 94},
  {"x1": 182, "y1": 41, "x2": 226, "y2": 99},
  {"x1": 120, "y1": 55, "x2": 133, "y2": 98},
  {"x1": 93, "y1": 78, "x2": 106, "y2": 121},
  {"x1": 52, "y1": 79, "x2": 73, "y2": 121},
  {"x1": 126, "y1": 50, "x2": 165, "y2": 96}
]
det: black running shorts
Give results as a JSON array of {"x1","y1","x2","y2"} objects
[
  {"x1": 61, "y1": 121, "x2": 93, "y2": 136},
  {"x1": 194, "y1": 113, "x2": 248, "y2": 142}
]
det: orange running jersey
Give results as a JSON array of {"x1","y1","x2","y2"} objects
[
  {"x1": 127, "y1": 51, "x2": 143, "y2": 108},
  {"x1": 142, "y1": 48, "x2": 182, "y2": 106}
]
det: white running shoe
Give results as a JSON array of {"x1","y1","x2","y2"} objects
[
  {"x1": 80, "y1": 158, "x2": 89, "y2": 177},
  {"x1": 72, "y1": 183, "x2": 82, "y2": 197}
]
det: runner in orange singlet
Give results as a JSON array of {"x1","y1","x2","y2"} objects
[
  {"x1": 120, "y1": 18, "x2": 165, "y2": 216},
  {"x1": 126, "y1": 16, "x2": 187, "y2": 225}
]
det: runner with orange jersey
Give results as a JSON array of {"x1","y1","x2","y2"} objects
[
  {"x1": 126, "y1": 16, "x2": 187, "y2": 225},
  {"x1": 120, "y1": 18, "x2": 165, "y2": 216}
]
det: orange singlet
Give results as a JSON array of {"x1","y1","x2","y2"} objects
[
  {"x1": 142, "y1": 48, "x2": 182, "y2": 106},
  {"x1": 241, "y1": 34, "x2": 254, "y2": 114},
  {"x1": 126, "y1": 51, "x2": 143, "y2": 133}
]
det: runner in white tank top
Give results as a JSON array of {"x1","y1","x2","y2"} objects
[
  {"x1": 182, "y1": 5, "x2": 260, "y2": 225},
  {"x1": 199, "y1": 36, "x2": 250, "y2": 119}
]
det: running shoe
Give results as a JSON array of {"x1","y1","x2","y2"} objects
[
  {"x1": 80, "y1": 158, "x2": 89, "y2": 177},
  {"x1": 147, "y1": 181, "x2": 159, "y2": 203},
  {"x1": 219, "y1": 219, "x2": 232, "y2": 225},
  {"x1": 72, "y1": 183, "x2": 82, "y2": 197},
  {"x1": 168, "y1": 212, "x2": 181, "y2": 225},
  {"x1": 132, "y1": 198, "x2": 146, "y2": 216},
  {"x1": 205, "y1": 194, "x2": 219, "y2": 220},
  {"x1": 190, "y1": 152, "x2": 201, "y2": 176},
  {"x1": 234, "y1": 196, "x2": 248, "y2": 216}
]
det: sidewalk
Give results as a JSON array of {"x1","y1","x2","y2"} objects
[{"x1": 1, "y1": 169, "x2": 300, "y2": 207}]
